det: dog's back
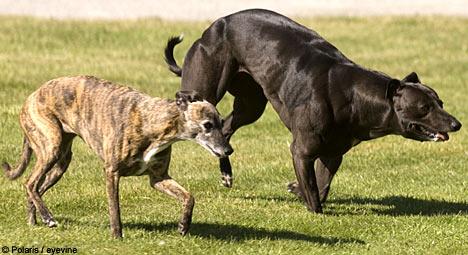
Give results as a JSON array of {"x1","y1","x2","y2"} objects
[
  {"x1": 26, "y1": 76, "x2": 156, "y2": 125},
  {"x1": 21, "y1": 76, "x2": 175, "y2": 159}
]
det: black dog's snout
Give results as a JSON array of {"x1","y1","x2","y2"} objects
[
  {"x1": 224, "y1": 146, "x2": 234, "y2": 156},
  {"x1": 450, "y1": 119, "x2": 462, "y2": 131}
]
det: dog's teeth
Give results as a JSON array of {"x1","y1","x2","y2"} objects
[{"x1": 434, "y1": 132, "x2": 448, "y2": 142}]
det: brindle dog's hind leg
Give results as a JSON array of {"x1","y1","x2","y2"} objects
[
  {"x1": 28, "y1": 135, "x2": 74, "y2": 225},
  {"x1": 148, "y1": 148, "x2": 194, "y2": 235},
  {"x1": 23, "y1": 124, "x2": 64, "y2": 227},
  {"x1": 220, "y1": 72, "x2": 268, "y2": 187}
]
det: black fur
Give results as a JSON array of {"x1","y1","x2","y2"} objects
[{"x1": 165, "y1": 9, "x2": 461, "y2": 213}]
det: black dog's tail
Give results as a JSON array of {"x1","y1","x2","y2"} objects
[
  {"x1": 2, "y1": 137, "x2": 33, "y2": 180},
  {"x1": 164, "y1": 35, "x2": 184, "y2": 77}
]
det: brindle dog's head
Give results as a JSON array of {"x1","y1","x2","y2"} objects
[
  {"x1": 387, "y1": 72, "x2": 461, "y2": 142},
  {"x1": 176, "y1": 91, "x2": 233, "y2": 157}
]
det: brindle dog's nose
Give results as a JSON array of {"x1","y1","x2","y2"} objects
[
  {"x1": 450, "y1": 119, "x2": 462, "y2": 131},
  {"x1": 224, "y1": 146, "x2": 234, "y2": 156}
]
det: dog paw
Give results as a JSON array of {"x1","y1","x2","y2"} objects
[
  {"x1": 45, "y1": 219, "x2": 58, "y2": 228},
  {"x1": 221, "y1": 174, "x2": 233, "y2": 188},
  {"x1": 178, "y1": 222, "x2": 190, "y2": 236},
  {"x1": 287, "y1": 181, "x2": 298, "y2": 193},
  {"x1": 177, "y1": 214, "x2": 192, "y2": 236},
  {"x1": 287, "y1": 181, "x2": 303, "y2": 198}
]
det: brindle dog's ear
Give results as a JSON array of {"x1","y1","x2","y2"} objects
[
  {"x1": 176, "y1": 90, "x2": 202, "y2": 110},
  {"x1": 402, "y1": 72, "x2": 420, "y2": 83},
  {"x1": 385, "y1": 79, "x2": 402, "y2": 99}
]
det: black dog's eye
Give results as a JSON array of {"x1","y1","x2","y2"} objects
[
  {"x1": 420, "y1": 104, "x2": 431, "y2": 112},
  {"x1": 203, "y1": 122, "x2": 213, "y2": 130}
]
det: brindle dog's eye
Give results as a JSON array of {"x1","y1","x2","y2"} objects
[{"x1": 203, "y1": 122, "x2": 213, "y2": 130}]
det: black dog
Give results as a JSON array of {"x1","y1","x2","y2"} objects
[{"x1": 164, "y1": 9, "x2": 461, "y2": 213}]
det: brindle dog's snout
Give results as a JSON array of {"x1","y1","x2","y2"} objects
[{"x1": 224, "y1": 145, "x2": 234, "y2": 156}]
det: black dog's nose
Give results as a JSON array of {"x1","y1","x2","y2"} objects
[
  {"x1": 224, "y1": 146, "x2": 234, "y2": 156},
  {"x1": 450, "y1": 119, "x2": 462, "y2": 131}
]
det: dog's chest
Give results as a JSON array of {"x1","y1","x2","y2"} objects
[
  {"x1": 135, "y1": 157, "x2": 165, "y2": 176},
  {"x1": 122, "y1": 144, "x2": 172, "y2": 176}
]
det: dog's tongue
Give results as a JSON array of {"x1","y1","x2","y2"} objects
[{"x1": 434, "y1": 132, "x2": 449, "y2": 142}]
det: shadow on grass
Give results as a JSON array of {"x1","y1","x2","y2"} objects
[
  {"x1": 237, "y1": 194, "x2": 467, "y2": 216},
  {"x1": 239, "y1": 194, "x2": 299, "y2": 203},
  {"x1": 125, "y1": 221, "x2": 364, "y2": 245},
  {"x1": 328, "y1": 195, "x2": 468, "y2": 216}
]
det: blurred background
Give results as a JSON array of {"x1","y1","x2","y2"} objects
[{"x1": 1, "y1": 0, "x2": 467, "y2": 20}]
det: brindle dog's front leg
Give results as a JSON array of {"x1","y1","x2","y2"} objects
[
  {"x1": 150, "y1": 175, "x2": 195, "y2": 235},
  {"x1": 148, "y1": 148, "x2": 195, "y2": 235},
  {"x1": 105, "y1": 168, "x2": 122, "y2": 238},
  {"x1": 290, "y1": 135, "x2": 322, "y2": 213}
]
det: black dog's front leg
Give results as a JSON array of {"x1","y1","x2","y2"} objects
[
  {"x1": 287, "y1": 155, "x2": 342, "y2": 204},
  {"x1": 316, "y1": 156, "x2": 343, "y2": 204},
  {"x1": 290, "y1": 138, "x2": 322, "y2": 213},
  {"x1": 219, "y1": 158, "x2": 233, "y2": 188}
]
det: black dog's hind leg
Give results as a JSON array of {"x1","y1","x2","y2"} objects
[
  {"x1": 181, "y1": 41, "x2": 266, "y2": 188},
  {"x1": 220, "y1": 72, "x2": 267, "y2": 187},
  {"x1": 288, "y1": 156, "x2": 342, "y2": 204}
]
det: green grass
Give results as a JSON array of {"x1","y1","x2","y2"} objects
[{"x1": 0, "y1": 16, "x2": 467, "y2": 254}]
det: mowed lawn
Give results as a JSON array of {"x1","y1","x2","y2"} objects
[{"x1": 0, "y1": 16, "x2": 467, "y2": 254}]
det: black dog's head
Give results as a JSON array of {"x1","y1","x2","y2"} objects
[{"x1": 387, "y1": 72, "x2": 461, "y2": 142}]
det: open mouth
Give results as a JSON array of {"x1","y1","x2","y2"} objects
[
  {"x1": 200, "y1": 142, "x2": 223, "y2": 158},
  {"x1": 408, "y1": 123, "x2": 449, "y2": 142}
]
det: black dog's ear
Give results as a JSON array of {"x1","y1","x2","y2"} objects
[
  {"x1": 385, "y1": 79, "x2": 402, "y2": 99},
  {"x1": 175, "y1": 90, "x2": 202, "y2": 110},
  {"x1": 402, "y1": 72, "x2": 420, "y2": 83}
]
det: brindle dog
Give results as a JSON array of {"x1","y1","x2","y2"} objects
[{"x1": 2, "y1": 76, "x2": 233, "y2": 238}]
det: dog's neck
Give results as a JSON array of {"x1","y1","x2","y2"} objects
[
  {"x1": 138, "y1": 100, "x2": 188, "y2": 149},
  {"x1": 347, "y1": 66, "x2": 403, "y2": 139},
  {"x1": 366, "y1": 103, "x2": 402, "y2": 139}
]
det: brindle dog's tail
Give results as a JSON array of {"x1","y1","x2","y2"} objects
[
  {"x1": 164, "y1": 35, "x2": 183, "y2": 77},
  {"x1": 2, "y1": 137, "x2": 33, "y2": 180}
]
